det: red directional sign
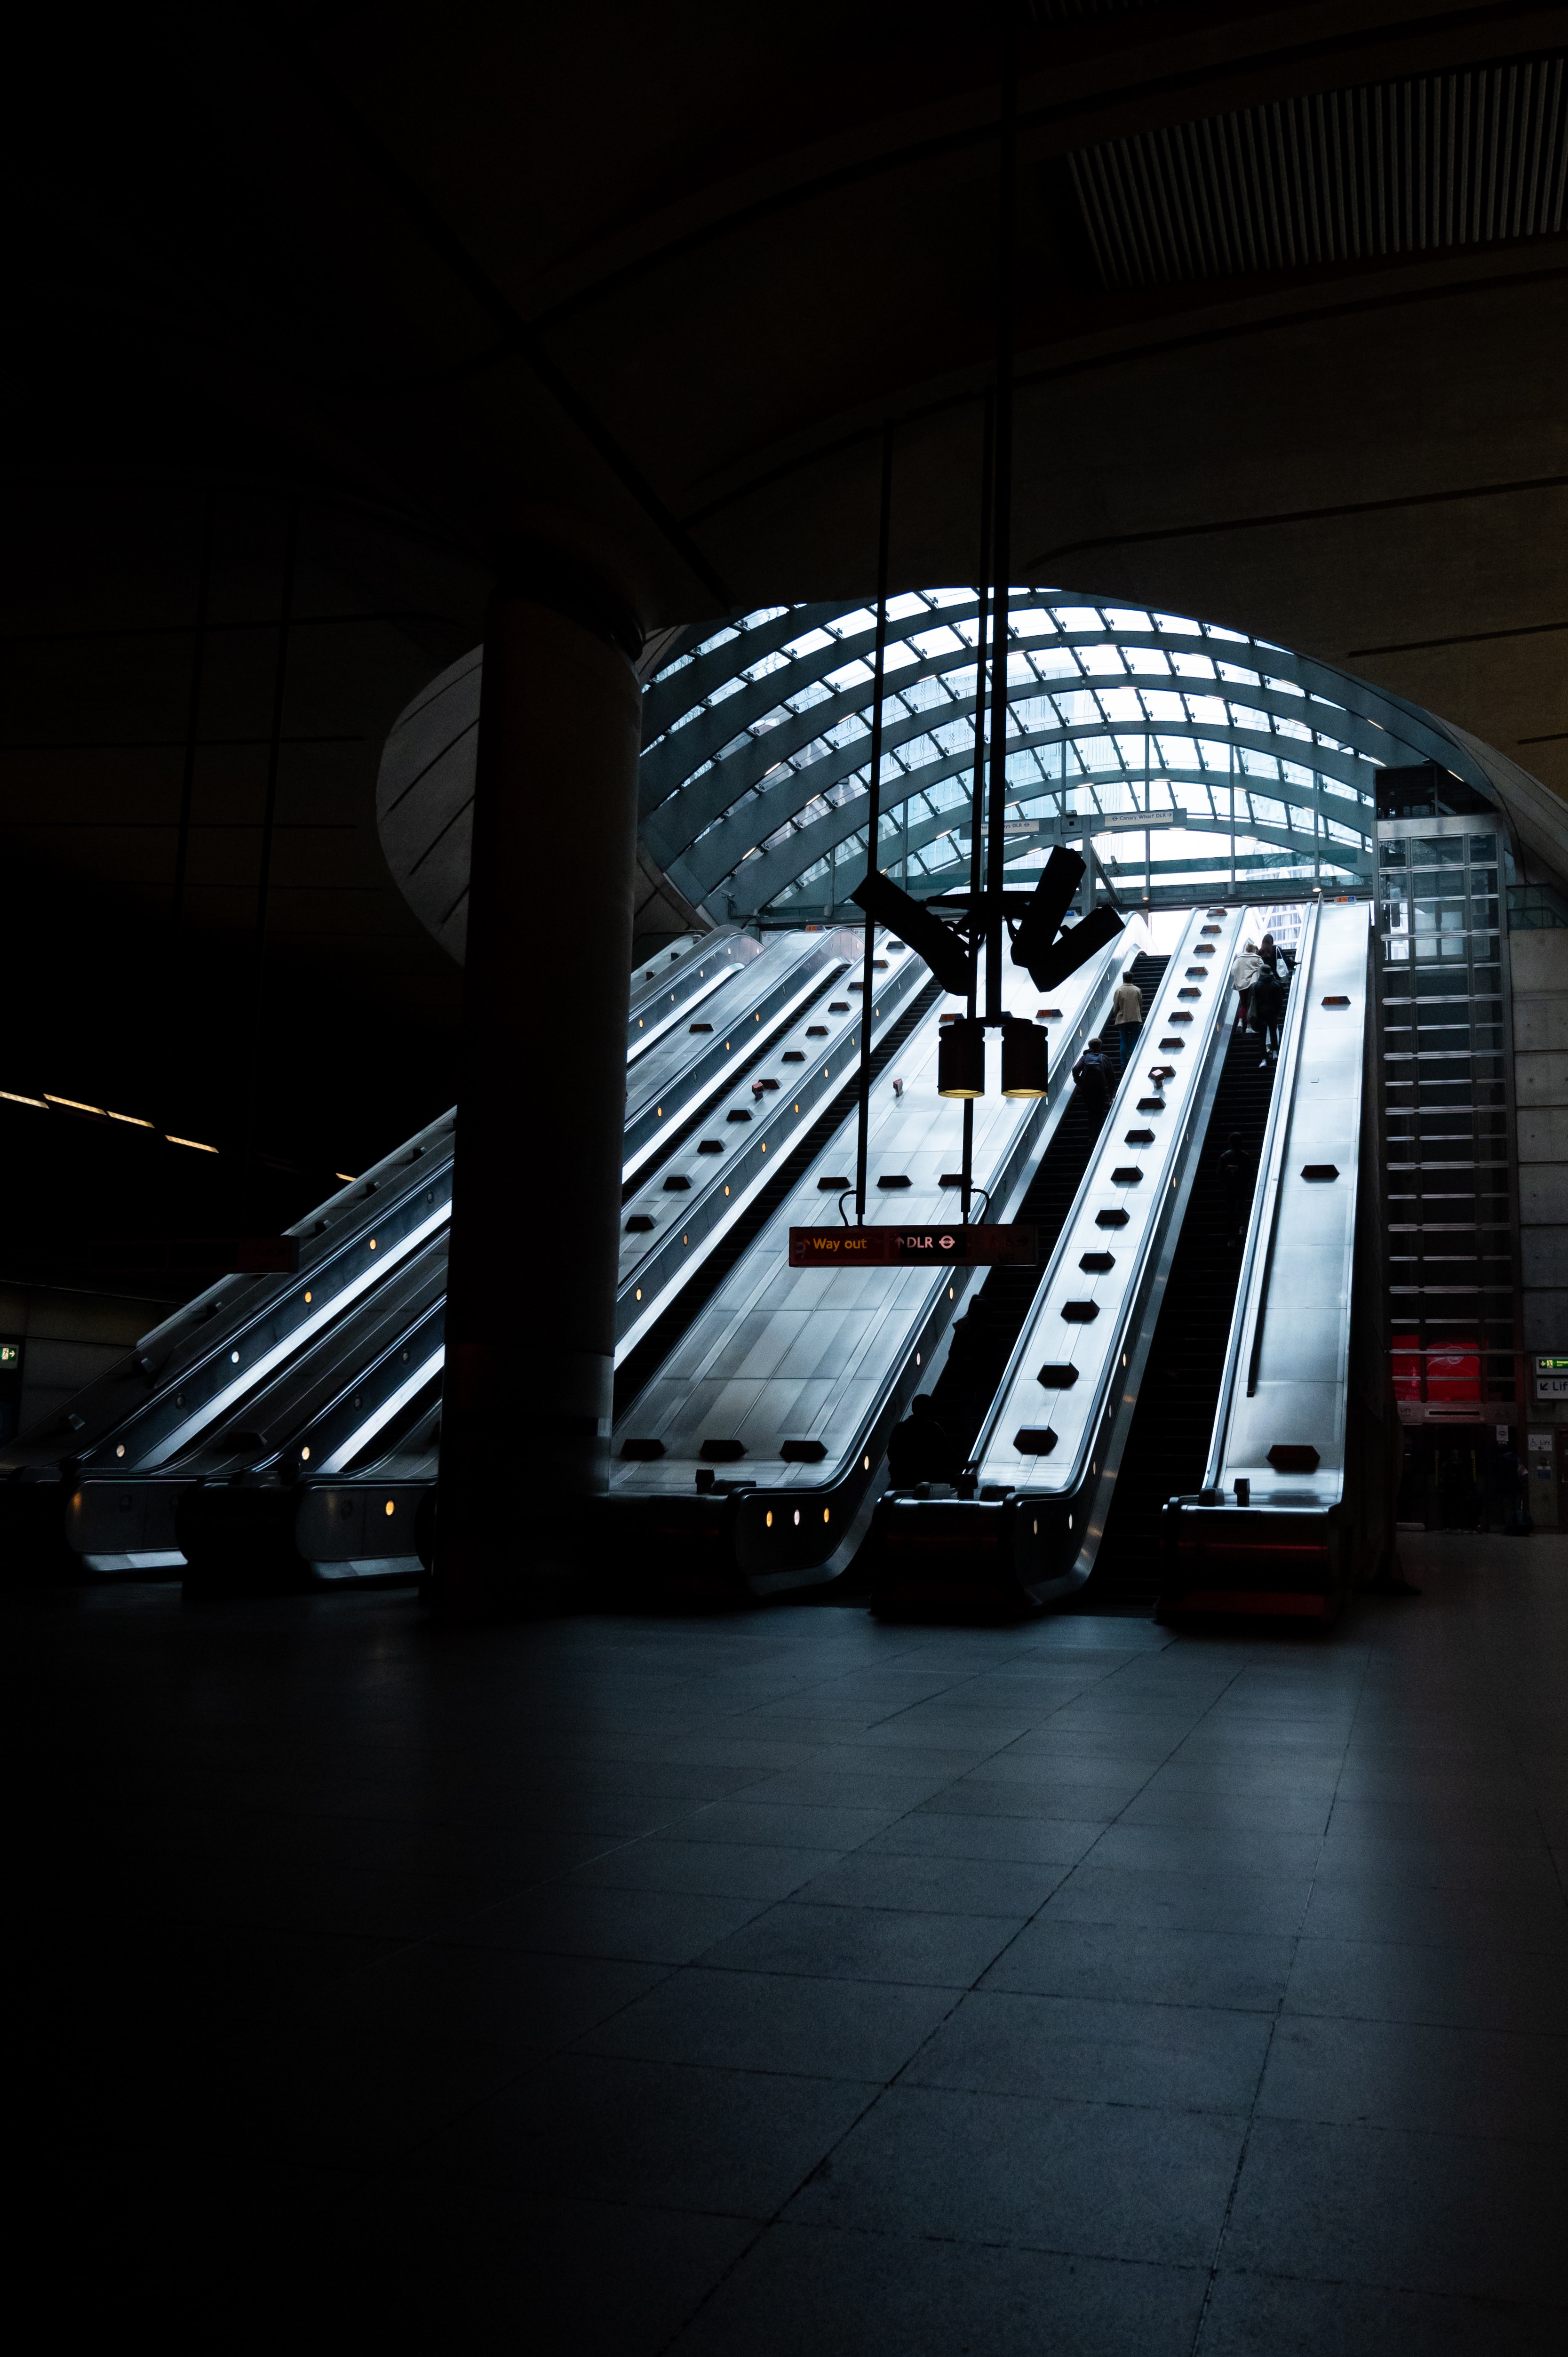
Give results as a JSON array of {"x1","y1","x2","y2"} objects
[{"x1": 789, "y1": 1224, "x2": 1037, "y2": 1268}]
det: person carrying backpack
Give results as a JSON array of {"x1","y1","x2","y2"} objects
[
  {"x1": 1072, "y1": 1036, "x2": 1111, "y2": 1132},
  {"x1": 1252, "y1": 934, "x2": 1288, "y2": 1064}
]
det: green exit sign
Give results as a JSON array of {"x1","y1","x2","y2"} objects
[
  {"x1": 1538, "y1": 1357, "x2": 1568, "y2": 1372},
  {"x1": 0, "y1": 1343, "x2": 19, "y2": 1367}
]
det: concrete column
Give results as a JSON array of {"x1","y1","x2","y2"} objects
[{"x1": 433, "y1": 553, "x2": 644, "y2": 1614}]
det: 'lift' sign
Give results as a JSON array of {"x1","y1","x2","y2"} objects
[{"x1": 789, "y1": 1225, "x2": 1037, "y2": 1267}]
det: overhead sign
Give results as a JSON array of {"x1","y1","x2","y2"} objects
[
  {"x1": 789, "y1": 1225, "x2": 1037, "y2": 1268},
  {"x1": 1536, "y1": 1356, "x2": 1568, "y2": 1399}
]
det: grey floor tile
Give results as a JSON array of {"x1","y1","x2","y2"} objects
[
  {"x1": 456, "y1": 1880, "x2": 771, "y2": 1963},
  {"x1": 1303, "y1": 1878, "x2": 1568, "y2": 1951},
  {"x1": 735, "y1": 1766, "x2": 965, "y2": 1809},
  {"x1": 790, "y1": 1848, "x2": 1067, "y2": 1918},
  {"x1": 1198, "y1": 2266, "x2": 1567, "y2": 2356},
  {"x1": 669, "y1": 2220, "x2": 1207, "y2": 2357},
  {"x1": 409, "y1": 2050, "x2": 874, "y2": 2218},
  {"x1": 913, "y1": 1779, "x2": 1139, "y2": 1824},
  {"x1": 674, "y1": 1799, "x2": 905, "y2": 1848},
  {"x1": 1222, "y1": 2114, "x2": 1568, "y2": 2304},
  {"x1": 1046, "y1": 1863, "x2": 1312, "y2": 1938},
  {"x1": 784, "y1": 2080, "x2": 1246, "y2": 2268},
  {"x1": 1314, "y1": 1832, "x2": 1562, "y2": 1897},
  {"x1": 1284, "y1": 1933, "x2": 1568, "y2": 2034},
  {"x1": 1118, "y1": 1788, "x2": 1333, "y2": 1834},
  {"x1": 563, "y1": 1837, "x2": 837, "y2": 1902},
  {"x1": 1257, "y1": 2012, "x2": 1568, "y2": 2144},
  {"x1": 574, "y1": 1964, "x2": 955, "y2": 2080},
  {"x1": 905, "y1": 1988, "x2": 1273, "y2": 2111},
  {"x1": 700, "y1": 1897, "x2": 1023, "y2": 1987},
  {"x1": 1090, "y1": 1824, "x2": 1324, "y2": 1879},
  {"x1": 862, "y1": 1810, "x2": 1104, "y2": 1866},
  {"x1": 982, "y1": 1918, "x2": 1296, "y2": 2011}
]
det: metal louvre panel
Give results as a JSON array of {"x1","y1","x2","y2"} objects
[{"x1": 1069, "y1": 55, "x2": 1568, "y2": 291}]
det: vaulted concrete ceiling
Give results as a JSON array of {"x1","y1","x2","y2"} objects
[{"x1": 3, "y1": 0, "x2": 1565, "y2": 1160}]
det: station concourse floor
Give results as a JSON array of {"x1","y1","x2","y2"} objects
[{"x1": 11, "y1": 1537, "x2": 1568, "y2": 2350}]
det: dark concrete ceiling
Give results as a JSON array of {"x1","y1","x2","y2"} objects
[{"x1": 3, "y1": 0, "x2": 1566, "y2": 1174}]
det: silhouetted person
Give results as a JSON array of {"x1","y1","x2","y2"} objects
[
  {"x1": 1110, "y1": 967, "x2": 1143, "y2": 1071},
  {"x1": 1229, "y1": 938, "x2": 1261, "y2": 1035},
  {"x1": 887, "y1": 1392, "x2": 959, "y2": 1487},
  {"x1": 1217, "y1": 1129, "x2": 1254, "y2": 1247},
  {"x1": 1253, "y1": 934, "x2": 1288, "y2": 1064},
  {"x1": 1072, "y1": 1036, "x2": 1111, "y2": 1131}
]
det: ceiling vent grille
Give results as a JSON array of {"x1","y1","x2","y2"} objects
[{"x1": 1068, "y1": 54, "x2": 1568, "y2": 290}]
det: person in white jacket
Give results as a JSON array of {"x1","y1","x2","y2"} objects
[{"x1": 1229, "y1": 941, "x2": 1261, "y2": 1035}]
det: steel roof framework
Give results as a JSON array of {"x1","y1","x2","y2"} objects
[{"x1": 638, "y1": 592, "x2": 1501, "y2": 920}]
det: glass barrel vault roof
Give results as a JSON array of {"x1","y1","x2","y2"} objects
[{"x1": 637, "y1": 591, "x2": 1500, "y2": 920}]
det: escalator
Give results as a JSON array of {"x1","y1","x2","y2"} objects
[
  {"x1": 924, "y1": 950, "x2": 1169, "y2": 1473},
  {"x1": 872, "y1": 907, "x2": 1252, "y2": 1613},
  {"x1": 602, "y1": 928, "x2": 1134, "y2": 1600},
  {"x1": 1083, "y1": 1013, "x2": 1281, "y2": 1608},
  {"x1": 0, "y1": 927, "x2": 860, "y2": 1585},
  {"x1": 1159, "y1": 901, "x2": 1391, "y2": 1622}
]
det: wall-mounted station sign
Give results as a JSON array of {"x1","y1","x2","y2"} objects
[
  {"x1": 1535, "y1": 1356, "x2": 1568, "y2": 1400},
  {"x1": 789, "y1": 1225, "x2": 1037, "y2": 1268}
]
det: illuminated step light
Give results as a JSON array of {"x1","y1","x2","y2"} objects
[
  {"x1": 620, "y1": 1437, "x2": 664, "y2": 1459},
  {"x1": 1136, "y1": 1098, "x2": 1167, "y2": 1114},
  {"x1": 1157, "y1": 1038, "x2": 1186, "y2": 1053},
  {"x1": 1177, "y1": 989, "x2": 1201, "y2": 1000},
  {"x1": 727, "y1": 1109, "x2": 752, "y2": 1123},
  {"x1": 1096, "y1": 1209, "x2": 1129, "y2": 1228},
  {"x1": 1036, "y1": 1364, "x2": 1078, "y2": 1387},
  {"x1": 806, "y1": 1025, "x2": 828, "y2": 1037},
  {"x1": 1061, "y1": 1302, "x2": 1099, "y2": 1323},
  {"x1": 1184, "y1": 967, "x2": 1208, "y2": 978},
  {"x1": 170, "y1": 1135, "x2": 220, "y2": 1154},
  {"x1": 1201, "y1": 924, "x2": 1222, "y2": 935},
  {"x1": 1014, "y1": 1427, "x2": 1058, "y2": 1454},
  {"x1": 817, "y1": 1173, "x2": 852, "y2": 1190},
  {"x1": 877, "y1": 1175, "x2": 911, "y2": 1190},
  {"x1": 1111, "y1": 1167, "x2": 1144, "y2": 1184},
  {"x1": 1194, "y1": 945, "x2": 1215, "y2": 958},
  {"x1": 1168, "y1": 1012, "x2": 1193, "y2": 1025},
  {"x1": 1079, "y1": 1252, "x2": 1114, "y2": 1272},
  {"x1": 46, "y1": 1094, "x2": 105, "y2": 1115},
  {"x1": 108, "y1": 1110, "x2": 156, "y2": 1128},
  {"x1": 1037, "y1": 1007, "x2": 1061, "y2": 1019},
  {"x1": 1, "y1": 1089, "x2": 48, "y2": 1108},
  {"x1": 663, "y1": 1175, "x2": 691, "y2": 1191},
  {"x1": 1322, "y1": 995, "x2": 1351, "y2": 1007},
  {"x1": 1267, "y1": 1443, "x2": 1321, "y2": 1473},
  {"x1": 698, "y1": 1139, "x2": 723, "y2": 1153},
  {"x1": 1302, "y1": 1163, "x2": 1340, "y2": 1181},
  {"x1": 782, "y1": 1050, "x2": 805, "y2": 1062},
  {"x1": 626, "y1": 1214, "x2": 655, "y2": 1232},
  {"x1": 828, "y1": 1000, "x2": 850, "y2": 1012},
  {"x1": 780, "y1": 1438, "x2": 827, "y2": 1462},
  {"x1": 1124, "y1": 1128, "x2": 1155, "y2": 1146}
]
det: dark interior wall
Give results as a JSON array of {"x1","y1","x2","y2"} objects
[{"x1": 0, "y1": 480, "x2": 486, "y2": 1183}]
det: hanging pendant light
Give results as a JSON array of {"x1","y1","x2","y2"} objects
[
  {"x1": 938, "y1": 1016, "x2": 986, "y2": 1098},
  {"x1": 1000, "y1": 1015, "x2": 1048, "y2": 1098}
]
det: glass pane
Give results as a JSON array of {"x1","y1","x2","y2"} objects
[
  {"x1": 1467, "y1": 834, "x2": 1496, "y2": 861},
  {"x1": 1412, "y1": 836, "x2": 1465, "y2": 866},
  {"x1": 1380, "y1": 840, "x2": 1407, "y2": 867}
]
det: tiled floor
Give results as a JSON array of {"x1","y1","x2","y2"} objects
[{"x1": 11, "y1": 1535, "x2": 1568, "y2": 2349}]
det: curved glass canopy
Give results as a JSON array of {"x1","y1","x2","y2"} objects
[{"x1": 639, "y1": 591, "x2": 1498, "y2": 923}]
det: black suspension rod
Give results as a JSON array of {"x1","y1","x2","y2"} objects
[
  {"x1": 983, "y1": 15, "x2": 1018, "y2": 1026},
  {"x1": 853, "y1": 423, "x2": 895, "y2": 1224}
]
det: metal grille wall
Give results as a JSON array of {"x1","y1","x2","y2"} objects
[
  {"x1": 1069, "y1": 53, "x2": 1568, "y2": 290},
  {"x1": 1378, "y1": 816, "x2": 1521, "y2": 1422}
]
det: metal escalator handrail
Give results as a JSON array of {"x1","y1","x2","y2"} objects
[
  {"x1": 1202, "y1": 902, "x2": 1321, "y2": 1487},
  {"x1": 970, "y1": 908, "x2": 1241, "y2": 1493}
]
